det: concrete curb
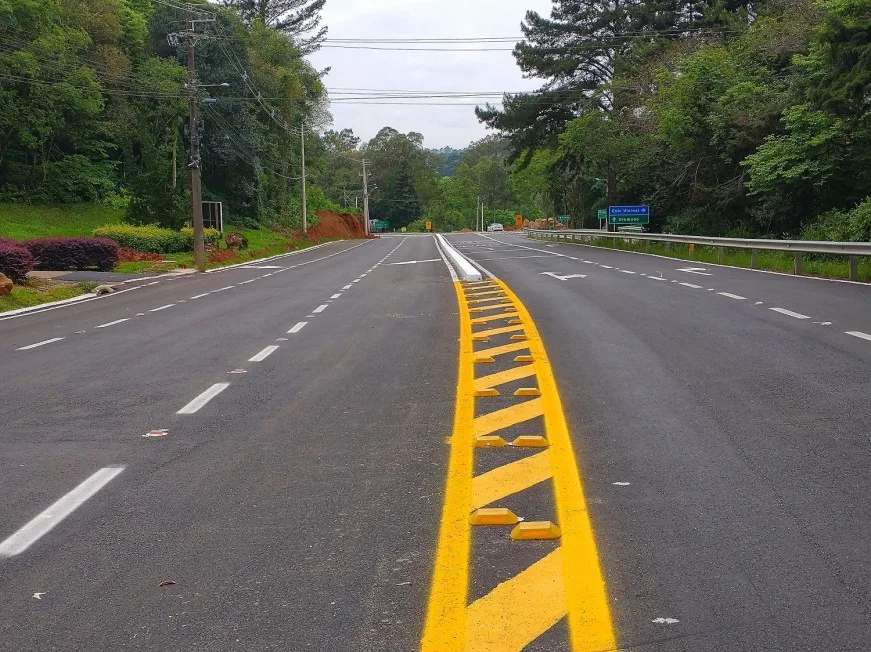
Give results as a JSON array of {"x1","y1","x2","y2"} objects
[{"x1": 436, "y1": 235, "x2": 482, "y2": 282}]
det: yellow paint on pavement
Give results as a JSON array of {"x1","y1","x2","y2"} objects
[
  {"x1": 474, "y1": 365, "x2": 537, "y2": 392},
  {"x1": 471, "y1": 450, "x2": 553, "y2": 510},
  {"x1": 473, "y1": 398, "x2": 544, "y2": 438},
  {"x1": 465, "y1": 549, "x2": 567, "y2": 652},
  {"x1": 473, "y1": 340, "x2": 530, "y2": 359}
]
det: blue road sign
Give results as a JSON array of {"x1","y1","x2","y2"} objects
[{"x1": 608, "y1": 206, "x2": 650, "y2": 224}]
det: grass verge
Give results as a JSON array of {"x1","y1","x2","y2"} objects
[
  {"x1": 0, "y1": 280, "x2": 93, "y2": 313},
  {"x1": 533, "y1": 235, "x2": 871, "y2": 283},
  {"x1": 0, "y1": 203, "x2": 123, "y2": 239}
]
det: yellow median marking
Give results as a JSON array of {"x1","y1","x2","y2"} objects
[
  {"x1": 471, "y1": 450, "x2": 552, "y2": 510},
  {"x1": 465, "y1": 549, "x2": 567, "y2": 652},
  {"x1": 422, "y1": 279, "x2": 615, "y2": 652},
  {"x1": 473, "y1": 340, "x2": 530, "y2": 359},
  {"x1": 473, "y1": 398, "x2": 543, "y2": 438},
  {"x1": 474, "y1": 364, "x2": 537, "y2": 392},
  {"x1": 472, "y1": 324, "x2": 524, "y2": 339}
]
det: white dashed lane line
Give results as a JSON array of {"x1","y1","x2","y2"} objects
[
  {"x1": 249, "y1": 345, "x2": 279, "y2": 362},
  {"x1": 717, "y1": 293, "x2": 746, "y2": 301},
  {"x1": 212, "y1": 286, "x2": 235, "y2": 293},
  {"x1": 177, "y1": 383, "x2": 230, "y2": 415},
  {"x1": 0, "y1": 466, "x2": 125, "y2": 558},
  {"x1": 149, "y1": 304, "x2": 175, "y2": 312},
  {"x1": 353, "y1": 279, "x2": 361, "y2": 283},
  {"x1": 620, "y1": 270, "x2": 636, "y2": 274},
  {"x1": 95, "y1": 318, "x2": 130, "y2": 329},
  {"x1": 331, "y1": 293, "x2": 342, "y2": 299},
  {"x1": 343, "y1": 284, "x2": 352, "y2": 290},
  {"x1": 313, "y1": 304, "x2": 328, "y2": 314},
  {"x1": 770, "y1": 307, "x2": 810, "y2": 320},
  {"x1": 288, "y1": 322, "x2": 307, "y2": 334},
  {"x1": 190, "y1": 292, "x2": 211, "y2": 299},
  {"x1": 680, "y1": 282, "x2": 703, "y2": 289},
  {"x1": 846, "y1": 331, "x2": 871, "y2": 342},
  {"x1": 16, "y1": 337, "x2": 65, "y2": 351}
]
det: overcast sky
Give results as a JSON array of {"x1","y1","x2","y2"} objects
[{"x1": 308, "y1": 0, "x2": 553, "y2": 150}]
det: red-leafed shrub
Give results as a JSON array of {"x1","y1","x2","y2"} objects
[
  {"x1": 24, "y1": 237, "x2": 119, "y2": 272},
  {"x1": 117, "y1": 247, "x2": 163, "y2": 263},
  {"x1": 0, "y1": 241, "x2": 35, "y2": 283}
]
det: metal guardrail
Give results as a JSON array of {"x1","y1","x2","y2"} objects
[{"x1": 526, "y1": 229, "x2": 871, "y2": 281}]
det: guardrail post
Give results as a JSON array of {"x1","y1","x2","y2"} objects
[
  {"x1": 849, "y1": 256, "x2": 858, "y2": 281},
  {"x1": 750, "y1": 250, "x2": 758, "y2": 269},
  {"x1": 717, "y1": 246, "x2": 724, "y2": 264},
  {"x1": 793, "y1": 252, "x2": 803, "y2": 276},
  {"x1": 645, "y1": 240, "x2": 650, "y2": 252}
]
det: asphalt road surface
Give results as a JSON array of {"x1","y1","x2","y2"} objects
[{"x1": 1, "y1": 233, "x2": 868, "y2": 651}]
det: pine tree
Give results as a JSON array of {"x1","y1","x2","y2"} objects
[{"x1": 222, "y1": 0, "x2": 327, "y2": 54}]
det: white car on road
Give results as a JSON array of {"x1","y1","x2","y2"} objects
[{"x1": 487, "y1": 223, "x2": 504, "y2": 232}]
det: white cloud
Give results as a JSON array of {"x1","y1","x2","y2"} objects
[{"x1": 309, "y1": 0, "x2": 553, "y2": 149}]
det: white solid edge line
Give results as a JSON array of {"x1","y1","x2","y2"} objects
[
  {"x1": 177, "y1": 383, "x2": 231, "y2": 414},
  {"x1": 770, "y1": 307, "x2": 810, "y2": 319},
  {"x1": 288, "y1": 322, "x2": 307, "y2": 334},
  {"x1": 846, "y1": 330, "x2": 871, "y2": 342},
  {"x1": 95, "y1": 318, "x2": 130, "y2": 329},
  {"x1": 717, "y1": 292, "x2": 747, "y2": 300},
  {"x1": 249, "y1": 345, "x2": 280, "y2": 362},
  {"x1": 16, "y1": 337, "x2": 65, "y2": 351},
  {"x1": 0, "y1": 466, "x2": 125, "y2": 557},
  {"x1": 149, "y1": 303, "x2": 176, "y2": 312},
  {"x1": 313, "y1": 304, "x2": 328, "y2": 313}
]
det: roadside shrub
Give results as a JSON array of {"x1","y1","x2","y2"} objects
[
  {"x1": 180, "y1": 227, "x2": 222, "y2": 249},
  {"x1": 0, "y1": 241, "x2": 35, "y2": 282},
  {"x1": 93, "y1": 225, "x2": 221, "y2": 253},
  {"x1": 24, "y1": 237, "x2": 119, "y2": 272}
]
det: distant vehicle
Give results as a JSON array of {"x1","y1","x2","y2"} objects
[{"x1": 487, "y1": 223, "x2": 504, "y2": 232}]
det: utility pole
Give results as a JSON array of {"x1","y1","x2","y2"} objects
[
  {"x1": 361, "y1": 159, "x2": 371, "y2": 236},
  {"x1": 300, "y1": 117, "x2": 307, "y2": 234},
  {"x1": 186, "y1": 10, "x2": 206, "y2": 273}
]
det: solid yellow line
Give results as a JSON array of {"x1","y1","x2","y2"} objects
[
  {"x1": 496, "y1": 280, "x2": 616, "y2": 651},
  {"x1": 471, "y1": 450, "x2": 553, "y2": 510},
  {"x1": 466, "y1": 548, "x2": 567, "y2": 651},
  {"x1": 474, "y1": 364, "x2": 536, "y2": 392},
  {"x1": 421, "y1": 282, "x2": 474, "y2": 651},
  {"x1": 474, "y1": 340, "x2": 530, "y2": 358},
  {"x1": 474, "y1": 398, "x2": 543, "y2": 438}
]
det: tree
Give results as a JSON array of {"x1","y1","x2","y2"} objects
[{"x1": 221, "y1": 0, "x2": 327, "y2": 54}]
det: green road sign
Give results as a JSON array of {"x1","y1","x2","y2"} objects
[
  {"x1": 597, "y1": 209, "x2": 607, "y2": 220},
  {"x1": 557, "y1": 215, "x2": 571, "y2": 223}
]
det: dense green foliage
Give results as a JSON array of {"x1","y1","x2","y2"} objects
[
  {"x1": 93, "y1": 224, "x2": 220, "y2": 252},
  {"x1": 477, "y1": 0, "x2": 871, "y2": 239},
  {"x1": 0, "y1": 0, "x2": 328, "y2": 231}
]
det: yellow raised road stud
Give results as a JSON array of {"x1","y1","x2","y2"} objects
[
  {"x1": 470, "y1": 508, "x2": 519, "y2": 526},
  {"x1": 475, "y1": 435, "x2": 508, "y2": 448},
  {"x1": 511, "y1": 521, "x2": 562, "y2": 541},
  {"x1": 512, "y1": 435, "x2": 550, "y2": 448}
]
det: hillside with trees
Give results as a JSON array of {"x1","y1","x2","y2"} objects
[{"x1": 477, "y1": 0, "x2": 871, "y2": 239}]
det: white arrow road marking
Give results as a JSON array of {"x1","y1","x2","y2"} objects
[
  {"x1": 677, "y1": 267, "x2": 713, "y2": 276},
  {"x1": 33, "y1": 593, "x2": 45, "y2": 600},
  {"x1": 387, "y1": 259, "x2": 441, "y2": 265},
  {"x1": 540, "y1": 272, "x2": 587, "y2": 281}
]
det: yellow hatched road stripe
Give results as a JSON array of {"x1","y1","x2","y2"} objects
[
  {"x1": 422, "y1": 279, "x2": 615, "y2": 652},
  {"x1": 474, "y1": 364, "x2": 536, "y2": 392},
  {"x1": 472, "y1": 324, "x2": 525, "y2": 339},
  {"x1": 466, "y1": 549, "x2": 567, "y2": 651},
  {"x1": 470, "y1": 312, "x2": 516, "y2": 325},
  {"x1": 474, "y1": 340, "x2": 530, "y2": 358},
  {"x1": 473, "y1": 398, "x2": 543, "y2": 438},
  {"x1": 471, "y1": 450, "x2": 552, "y2": 510}
]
